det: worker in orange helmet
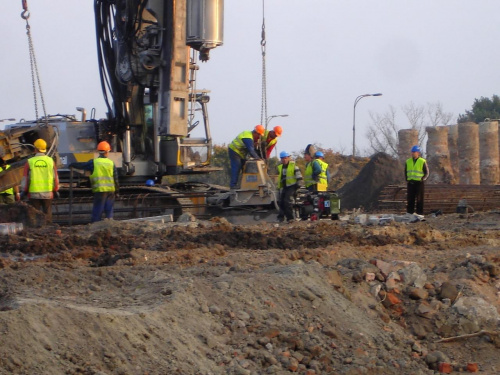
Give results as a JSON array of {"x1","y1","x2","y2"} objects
[
  {"x1": 256, "y1": 125, "x2": 283, "y2": 159},
  {"x1": 228, "y1": 125, "x2": 264, "y2": 189},
  {"x1": 69, "y1": 141, "x2": 120, "y2": 222},
  {"x1": 20, "y1": 138, "x2": 60, "y2": 223}
]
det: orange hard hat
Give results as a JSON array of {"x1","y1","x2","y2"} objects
[
  {"x1": 97, "y1": 141, "x2": 111, "y2": 152},
  {"x1": 254, "y1": 124, "x2": 265, "y2": 136},
  {"x1": 273, "y1": 125, "x2": 282, "y2": 137}
]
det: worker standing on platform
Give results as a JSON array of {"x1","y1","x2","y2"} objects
[
  {"x1": 21, "y1": 139, "x2": 59, "y2": 223},
  {"x1": 228, "y1": 125, "x2": 264, "y2": 189},
  {"x1": 256, "y1": 126, "x2": 282, "y2": 159},
  {"x1": 0, "y1": 158, "x2": 20, "y2": 204},
  {"x1": 405, "y1": 145, "x2": 429, "y2": 215},
  {"x1": 277, "y1": 151, "x2": 302, "y2": 223},
  {"x1": 69, "y1": 141, "x2": 119, "y2": 222}
]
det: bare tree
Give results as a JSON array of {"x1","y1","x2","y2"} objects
[{"x1": 365, "y1": 101, "x2": 454, "y2": 157}]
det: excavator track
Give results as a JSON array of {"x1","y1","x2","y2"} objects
[
  {"x1": 52, "y1": 183, "x2": 221, "y2": 225},
  {"x1": 51, "y1": 181, "x2": 280, "y2": 225}
]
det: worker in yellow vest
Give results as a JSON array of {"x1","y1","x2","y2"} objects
[
  {"x1": 70, "y1": 141, "x2": 119, "y2": 222},
  {"x1": 228, "y1": 125, "x2": 264, "y2": 189},
  {"x1": 21, "y1": 139, "x2": 59, "y2": 223},
  {"x1": 256, "y1": 125, "x2": 282, "y2": 159},
  {"x1": 405, "y1": 145, "x2": 429, "y2": 215},
  {"x1": 0, "y1": 158, "x2": 20, "y2": 204},
  {"x1": 277, "y1": 151, "x2": 303, "y2": 223}
]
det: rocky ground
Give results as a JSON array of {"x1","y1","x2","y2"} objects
[{"x1": 0, "y1": 210, "x2": 499, "y2": 375}]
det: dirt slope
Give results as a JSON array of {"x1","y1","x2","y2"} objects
[{"x1": 0, "y1": 212, "x2": 499, "y2": 375}]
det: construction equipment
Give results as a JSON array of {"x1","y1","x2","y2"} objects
[
  {"x1": 295, "y1": 189, "x2": 341, "y2": 221},
  {"x1": 0, "y1": 0, "x2": 284, "y2": 224}
]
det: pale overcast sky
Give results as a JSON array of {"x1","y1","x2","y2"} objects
[{"x1": 1, "y1": 1, "x2": 499, "y2": 156}]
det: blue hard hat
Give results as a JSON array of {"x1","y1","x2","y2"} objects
[
  {"x1": 315, "y1": 151, "x2": 324, "y2": 158},
  {"x1": 279, "y1": 151, "x2": 290, "y2": 158},
  {"x1": 411, "y1": 145, "x2": 421, "y2": 153},
  {"x1": 145, "y1": 179, "x2": 155, "y2": 187}
]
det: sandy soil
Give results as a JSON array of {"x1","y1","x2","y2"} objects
[{"x1": 0, "y1": 211, "x2": 499, "y2": 375}]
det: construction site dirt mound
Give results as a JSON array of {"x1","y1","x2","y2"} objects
[
  {"x1": 0, "y1": 211, "x2": 499, "y2": 374},
  {"x1": 338, "y1": 152, "x2": 404, "y2": 211}
]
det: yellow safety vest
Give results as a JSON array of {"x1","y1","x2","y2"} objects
[
  {"x1": 0, "y1": 165, "x2": 14, "y2": 195},
  {"x1": 315, "y1": 159, "x2": 328, "y2": 192},
  {"x1": 406, "y1": 157, "x2": 426, "y2": 181},
  {"x1": 28, "y1": 155, "x2": 54, "y2": 193},
  {"x1": 304, "y1": 162, "x2": 314, "y2": 188},
  {"x1": 90, "y1": 158, "x2": 115, "y2": 193},
  {"x1": 277, "y1": 162, "x2": 298, "y2": 188},
  {"x1": 263, "y1": 130, "x2": 277, "y2": 150},
  {"x1": 229, "y1": 131, "x2": 253, "y2": 158}
]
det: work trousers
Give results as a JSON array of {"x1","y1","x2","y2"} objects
[
  {"x1": 228, "y1": 148, "x2": 245, "y2": 189},
  {"x1": 29, "y1": 199, "x2": 53, "y2": 223},
  {"x1": 92, "y1": 192, "x2": 115, "y2": 223},
  {"x1": 278, "y1": 185, "x2": 298, "y2": 221},
  {"x1": 407, "y1": 180, "x2": 424, "y2": 215}
]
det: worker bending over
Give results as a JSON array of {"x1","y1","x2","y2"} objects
[
  {"x1": 70, "y1": 141, "x2": 119, "y2": 222},
  {"x1": 256, "y1": 125, "x2": 282, "y2": 159},
  {"x1": 277, "y1": 151, "x2": 303, "y2": 223},
  {"x1": 228, "y1": 125, "x2": 264, "y2": 189},
  {"x1": 405, "y1": 145, "x2": 429, "y2": 215},
  {"x1": 21, "y1": 139, "x2": 59, "y2": 223}
]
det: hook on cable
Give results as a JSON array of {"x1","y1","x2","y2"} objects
[{"x1": 21, "y1": 0, "x2": 30, "y2": 19}]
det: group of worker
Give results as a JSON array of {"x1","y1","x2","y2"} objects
[
  {"x1": 0, "y1": 138, "x2": 118, "y2": 224},
  {"x1": 228, "y1": 124, "x2": 282, "y2": 189},
  {"x1": 228, "y1": 125, "x2": 330, "y2": 222},
  {"x1": 228, "y1": 124, "x2": 429, "y2": 221},
  {"x1": 276, "y1": 148, "x2": 330, "y2": 223}
]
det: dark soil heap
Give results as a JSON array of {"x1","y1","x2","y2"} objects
[{"x1": 338, "y1": 152, "x2": 404, "y2": 211}]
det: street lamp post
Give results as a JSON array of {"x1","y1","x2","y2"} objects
[
  {"x1": 265, "y1": 114, "x2": 288, "y2": 129},
  {"x1": 352, "y1": 93, "x2": 382, "y2": 156}
]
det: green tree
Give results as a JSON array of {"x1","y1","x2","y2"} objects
[{"x1": 458, "y1": 95, "x2": 500, "y2": 123}]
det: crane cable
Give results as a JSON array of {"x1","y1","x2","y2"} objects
[
  {"x1": 260, "y1": 0, "x2": 268, "y2": 131},
  {"x1": 21, "y1": 0, "x2": 48, "y2": 126}
]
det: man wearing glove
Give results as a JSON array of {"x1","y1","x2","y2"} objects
[
  {"x1": 69, "y1": 141, "x2": 119, "y2": 222},
  {"x1": 276, "y1": 151, "x2": 303, "y2": 223},
  {"x1": 21, "y1": 139, "x2": 59, "y2": 223}
]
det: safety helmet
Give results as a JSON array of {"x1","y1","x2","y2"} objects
[
  {"x1": 273, "y1": 125, "x2": 283, "y2": 137},
  {"x1": 315, "y1": 151, "x2": 324, "y2": 158},
  {"x1": 254, "y1": 124, "x2": 265, "y2": 136},
  {"x1": 145, "y1": 179, "x2": 155, "y2": 187},
  {"x1": 97, "y1": 141, "x2": 111, "y2": 152},
  {"x1": 411, "y1": 145, "x2": 421, "y2": 153},
  {"x1": 279, "y1": 151, "x2": 290, "y2": 158},
  {"x1": 34, "y1": 139, "x2": 47, "y2": 152}
]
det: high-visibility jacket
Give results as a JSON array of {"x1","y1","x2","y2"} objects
[
  {"x1": 28, "y1": 155, "x2": 54, "y2": 193},
  {"x1": 90, "y1": 158, "x2": 115, "y2": 193},
  {"x1": 229, "y1": 131, "x2": 253, "y2": 158},
  {"x1": 277, "y1": 162, "x2": 298, "y2": 188},
  {"x1": 315, "y1": 159, "x2": 328, "y2": 192},
  {"x1": 0, "y1": 165, "x2": 14, "y2": 194},
  {"x1": 304, "y1": 162, "x2": 314, "y2": 188},
  {"x1": 263, "y1": 130, "x2": 277, "y2": 150},
  {"x1": 406, "y1": 157, "x2": 426, "y2": 181}
]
